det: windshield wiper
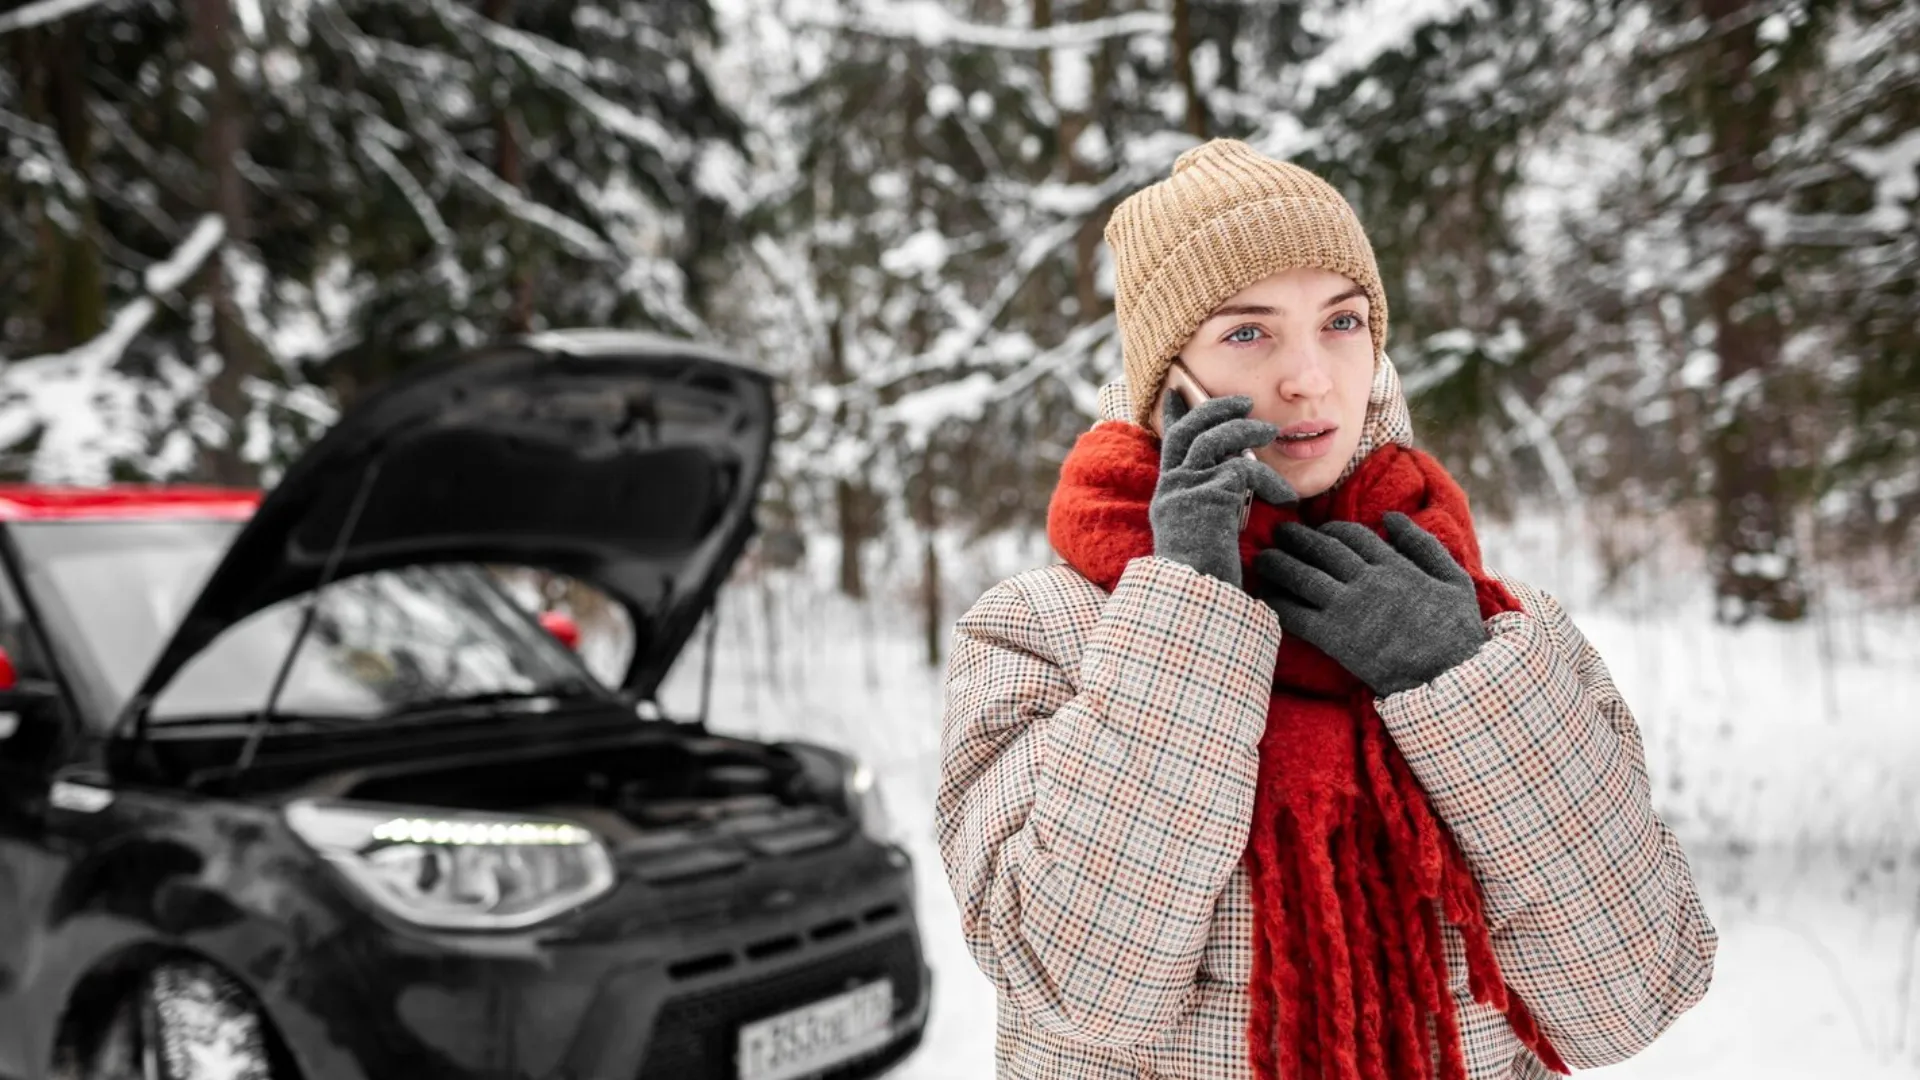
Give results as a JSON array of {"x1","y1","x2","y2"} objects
[
  {"x1": 149, "y1": 711, "x2": 379, "y2": 733},
  {"x1": 378, "y1": 679, "x2": 610, "y2": 719},
  {"x1": 151, "y1": 680, "x2": 608, "y2": 732}
]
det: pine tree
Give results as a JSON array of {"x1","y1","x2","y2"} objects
[
  {"x1": 1, "y1": 0, "x2": 749, "y2": 484},
  {"x1": 294, "y1": 0, "x2": 749, "y2": 390},
  {"x1": 717, "y1": 0, "x2": 1164, "y2": 615},
  {"x1": 1559, "y1": 0, "x2": 1920, "y2": 614}
]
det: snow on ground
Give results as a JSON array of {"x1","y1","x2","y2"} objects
[
  {"x1": 639, "y1": 522, "x2": 1920, "y2": 1079},
  {"x1": 1590, "y1": 845, "x2": 1920, "y2": 1079}
]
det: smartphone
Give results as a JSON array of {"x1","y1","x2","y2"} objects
[
  {"x1": 1153, "y1": 362, "x2": 1205, "y2": 437},
  {"x1": 1157, "y1": 360, "x2": 1257, "y2": 530}
]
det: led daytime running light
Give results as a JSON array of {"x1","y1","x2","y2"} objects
[{"x1": 368, "y1": 818, "x2": 593, "y2": 847}]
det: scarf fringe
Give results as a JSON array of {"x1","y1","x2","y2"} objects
[{"x1": 1246, "y1": 697, "x2": 1571, "y2": 1079}]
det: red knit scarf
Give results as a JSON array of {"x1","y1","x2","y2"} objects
[{"x1": 1045, "y1": 421, "x2": 1568, "y2": 1080}]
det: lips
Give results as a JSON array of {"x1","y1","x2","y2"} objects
[{"x1": 1271, "y1": 420, "x2": 1338, "y2": 461}]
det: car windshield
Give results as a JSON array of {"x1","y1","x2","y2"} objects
[{"x1": 9, "y1": 519, "x2": 602, "y2": 727}]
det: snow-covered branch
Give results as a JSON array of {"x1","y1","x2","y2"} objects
[
  {"x1": 355, "y1": 126, "x2": 471, "y2": 303},
  {"x1": 88, "y1": 99, "x2": 204, "y2": 202},
  {"x1": 859, "y1": 158, "x2": 1154, "y2": 393},
  {"x1": 877, "y1": 314, "x2": 1116, "y2": 442},
  {"x1": 0, "y1": 0, "x2": 111, "y2": 35},
  {"x1": 26, "y1": 214, "x2": 223, "y2": 369},
  {"x1": 427, "y1": 0, "x2": 691, "y2": 167},
  {"x1": 244, "y1": 375, "x2": 340, "y2": 427},
  {"x1": 1495, "y1": 383, "x2": 1580, "y2": 502},
  {"x1": 1844, "y1": 129, "x2": 1920, "y2": 210},
  {"x1": 816, "y1": 2, "x2": 1170, "y2": 51},
  {"x1": 2, "y1": 215, "x2": 224, "y2": 374},
  {"x1": 861, "y1": 215, "x2": 1082, "y2": 393},
  {"x1": 146, "y1": 214, "x2": 228, "y2": 294},
  {"x1": 0, "y1": 215, "x2": 226, "y2": 480},
  {"x1": 413, "y1": 124, "x2": 614, "y2": 261},
  {"x1": 344, "y1": 17, "x2": 478, "y2": 82},
  {"x1": 1749, "y1": 203, "x2": 1911, "y2": 247},
  {"x1": 1297, "y1": 0, "x2": 1477, "y2": 91},
  {"x1": 0, "y1": 108, "x2": 88, "y2": 200}
]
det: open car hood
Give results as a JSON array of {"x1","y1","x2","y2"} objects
[{"x1": 123, "y1": 331, "x2": 773, "y2": 720}]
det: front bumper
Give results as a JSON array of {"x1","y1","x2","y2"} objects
[
  {"x1": 622, "y1": 915, "x2": 930, "y2": 1078},
  {"x1": 262, "y1": 842, "x2": 931, "y2": 1080}
]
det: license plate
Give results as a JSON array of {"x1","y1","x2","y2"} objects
[{"x1": 736, "y1": 979, "x2": 893, "y2": 1080}]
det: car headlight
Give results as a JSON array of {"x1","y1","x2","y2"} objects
[
  {"x1": 846, "y1": 760, "x2": 901, "y2": 845},
  {"x1": 284, "y1": 799, "x2": 615, "y2": 931}
]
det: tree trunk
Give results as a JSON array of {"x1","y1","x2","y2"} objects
[
  {"x1": 825, "y1": 317, "x2": 868, "y2": 600},
  {"x1": 904, "y1": 70, "x2": 943, "y2": 667},
  {"x1": 1211, "y1": 0, "x2": 1241, "y2": 97},
  {"x1": 1033, "y1": 0, "x2": 1053, "y2": 108},
  {"x1": 1052, "y1": 0, "x2": 1080, "y2": 188},
  {"x1": 835, "y1": 477, "x2": 867, "y2": 600},
  {"x1": 486, "y1": 0, "x2": 535, "y2": 334},
  {"x1": 1061, "y1": 0, "x2": 1109, "y2": 322},
  {"x1": 20, "y1": 21, "x2": 106, "y2": 353},
  {"x1": 1015, "y1": 0, "x2": 1055, "y2": 335},
  {"x1": 1172, "y1": 0, "x2": 1208, "y2": 138},
  {"x1": 917, "y1": 464, "x2": 942, "y2": 668},
  {"x1": 186, "y1": 0, "x2": 264, "y2": 486},
  {"x1": 496, "y1": 106, "x2": 534, "y2": 333},
  {"x1": 50, "y1": 19, "x2": 105, "y2": 345},
  {"x1": 1698, "y1": 0, "x2": 1806, "y2": 622}
]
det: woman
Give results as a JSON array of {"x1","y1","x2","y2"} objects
[{"x1": 937, "y1": 139, "x2": 1716, "y2": 1080}]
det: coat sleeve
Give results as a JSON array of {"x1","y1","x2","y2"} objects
[
  {"x1": 936, "y1": 556, "x2": 1280, "y2": 1047},
  {"x1": 1375, "y1": 581, "x2": 1717, "y2": 1070}
]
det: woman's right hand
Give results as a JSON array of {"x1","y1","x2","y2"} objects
[{"x1": 1150, "y1": 392, "x2": 1297, "y2": 588}]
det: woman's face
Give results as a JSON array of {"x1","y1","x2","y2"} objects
[{"x1": 1172, "y1": 267, "x2": 1376, "y2": 499}]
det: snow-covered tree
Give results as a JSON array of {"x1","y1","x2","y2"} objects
[
  {"x1": 1, "y1": 0, "x2": 748, "y2": 483},
  {"x1": 1512, "y1": 0, "x2": 1920, "y2": 616}
]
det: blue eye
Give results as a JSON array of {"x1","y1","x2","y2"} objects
[
  {"x1": 1329, "y1": 313, "x2": 1363, "y2": 333},
  {"x1": 1226, "y1": 325, "x2": 1264, "y2": 344}
]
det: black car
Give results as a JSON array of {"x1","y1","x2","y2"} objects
[{"x1": 0, "y1": 332, "x2": 930, "y2": 1080}]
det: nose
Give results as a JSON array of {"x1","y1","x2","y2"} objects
[{"x1": 1273, "y1": 343, "x2": 1334, "y2": 401}]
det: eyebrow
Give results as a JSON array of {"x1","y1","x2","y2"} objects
[{"x1": 1204, "y1": 288, "x2": 1369, "y2": 321}]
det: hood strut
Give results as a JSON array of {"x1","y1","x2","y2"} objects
[
  {"x1": 696, "y1": 603, "x2": 719, "y2": 727},
  {"x1": 230, "y1": 458, "x2": 386, "y2": 777}
]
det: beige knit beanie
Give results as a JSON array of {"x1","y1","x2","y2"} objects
[{"x1": 1105, "y1": 139, "x2": 1388, "y2": 428}]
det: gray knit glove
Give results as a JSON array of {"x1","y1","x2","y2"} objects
[
  {"x1": 1151, "y1": 393, "x2": 1298, "y2": 589},
  {"x1": 1252, "y1": 512, "x2": 1488, "y2": 696}
]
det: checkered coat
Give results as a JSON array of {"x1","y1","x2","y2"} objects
[{"x1": 935, "y1": 377, "x2": 1716, "y2": 1079}]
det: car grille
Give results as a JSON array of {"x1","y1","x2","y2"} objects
[{"x1": 637, "y1": 929, "x2": 924, "y2": 1079}]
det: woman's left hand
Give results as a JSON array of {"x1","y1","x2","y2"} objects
[{"x1": 1251, "y1": 511, "x2": 1488, "y2": 696}]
